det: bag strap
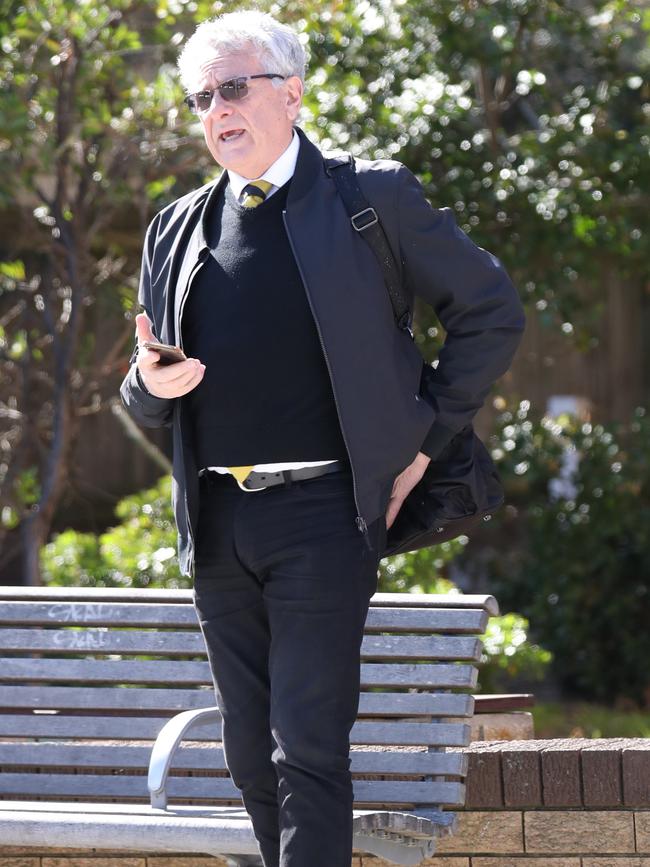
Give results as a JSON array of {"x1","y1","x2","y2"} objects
[{"x1": 324, "y1": 154, "x2": 413, "y2": 337}]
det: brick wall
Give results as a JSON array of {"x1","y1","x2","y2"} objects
[
  {"x1": 2, "y1": 739, "x2": 650, "y2": 867},
  {"x1": 460, "y1": 738, "x2": 650, "y2": 809}
]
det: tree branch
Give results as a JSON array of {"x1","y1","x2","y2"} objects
[{"x1": 110, "y1": 398, "x2": 172, "y2": 474}]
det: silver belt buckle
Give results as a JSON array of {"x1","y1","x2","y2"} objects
[{"x1": 240, "y1": 470, "x2": 269, "y2": 491}]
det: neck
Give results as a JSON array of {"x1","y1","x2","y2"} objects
[{"x1": 240, "y1": 129, "x2": 294, "y2": 180}]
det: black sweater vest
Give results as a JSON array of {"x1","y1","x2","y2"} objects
[{"x1": 180, "y1": 180, "x2": 348, "y2": 467}]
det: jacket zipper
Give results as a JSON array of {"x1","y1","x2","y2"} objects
[
  {"x1": 282, "y1": 211, "x2": 372, "y2": 552},
  {"x1": 177, "y1": 248, "x2": 210, "y2": 578}
]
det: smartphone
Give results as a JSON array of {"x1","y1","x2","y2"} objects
[{"x1": 142, "y1": 340, "x2": 187, "y2": 365}]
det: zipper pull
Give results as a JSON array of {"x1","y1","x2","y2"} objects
[{"x1": 356, "y1": 516, "x2": 373, "y2": 552}]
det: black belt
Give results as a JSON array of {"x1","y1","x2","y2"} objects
[{"x1": 201, "y1": 460, "x2": 350, "y2": 491}]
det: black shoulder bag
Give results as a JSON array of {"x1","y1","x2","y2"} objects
[{"x1": 324, "y1": 154, "x2": 504, "y2": 557}]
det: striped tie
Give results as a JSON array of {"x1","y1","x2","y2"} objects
[
  {"x1": 227, "y1": 179, "x2": 274, "y2": 485},
  {"x1": 240, "y1": 179, "x2": 273, "y2": 208}
]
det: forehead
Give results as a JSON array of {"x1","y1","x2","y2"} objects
[{"x1": 197, "y1": 48, "x2": 264, "y2": 87}]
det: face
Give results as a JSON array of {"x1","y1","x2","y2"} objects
[{"x1": 194, "y1": 48, "x2": 303, "y2": 179}]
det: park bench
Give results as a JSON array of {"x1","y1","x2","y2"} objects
[{"x1": 0, "y1": 585, "x2": 499, "y2": 865}]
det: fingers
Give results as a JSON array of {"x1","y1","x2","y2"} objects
[
  {"x1": 160, "y1": 360, "x2": 206, "y2": 397},
  {"x1": 385, "y1": 495, "x2": 402, "y2": 531},
  {"x1": 132, "y1": 314, "x2": 206, "y2": 397},
  {"x1": 139, "y1": 358, "x2": 206, "y2": 398},
  {"x1": 135, "y1": 313, "x2": 155, "y2": 344},
  {"x1": 154, "y1": 358, "x2": 205, "y2": 386},
  {"x1": 134, "y1": 313, "x2": 164, "y2": 381}
]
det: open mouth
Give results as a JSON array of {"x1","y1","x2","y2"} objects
[{"x1": 220, "y1": 129, "x2": 245, "y2": 142}]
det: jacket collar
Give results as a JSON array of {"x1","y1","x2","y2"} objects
[{"x1": 287, "y1": 126, "x2": 326, "y2": 206}]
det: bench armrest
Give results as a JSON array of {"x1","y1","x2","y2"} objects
[{"x1": 148, "y1": 707, "x2": 220, "y2": 809}]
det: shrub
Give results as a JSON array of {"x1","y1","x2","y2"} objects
[
  {"x1": 486, "y1": 401, "x2": 650, "y2": 706},
  {"x1": 41, "y1": 476, "x2": 186, "y2": 588}
]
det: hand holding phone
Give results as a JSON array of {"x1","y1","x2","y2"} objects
[
  {"x1": 142, "y1": 340, "x2": 187, "y2": 365},
  {"x1": 135, "y1": 313, "x2": 205, "y2": 398}
]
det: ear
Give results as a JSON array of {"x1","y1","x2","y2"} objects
[{"x1": 285, "y1": 75, "x2": 304, "y2": 122}]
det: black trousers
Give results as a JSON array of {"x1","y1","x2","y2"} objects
[{"x1": 192, "y1": 466, "x2": 387, "y2": 867}]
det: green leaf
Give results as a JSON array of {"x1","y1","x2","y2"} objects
[{"x1": 0, "y1": 261, "x2": 25, "y2": 280}]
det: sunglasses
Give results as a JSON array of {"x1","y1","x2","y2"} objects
[{"x1": 184, "y1": 74, "x2": 286, "y2": 114}]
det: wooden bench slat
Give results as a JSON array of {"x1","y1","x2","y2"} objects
[
  {"x1": 1, "y1": 657, "x2": 478, "y2": 688},
  {"x1": 363, "y1": 636, "x2": 481, "y2": 660},
  {"x1": 0, "y1": 714, "x2": 209, "y2": 740},
  {"x1": 0, "y1": 628, "x2": 206, "y2": 655},
  {"x1": 0, "y1": 628, "x2": 482, "y2": 660},
  {"x1": 0, "y1": 602, "x2": 199, "y2": 628},
  {"x1": 0, "y1": 586, "x2": 498, "y2": 615},
  {"x1": 1, "y1": 685, "x2": 473, "y2": 715},
  {"x1": 0, "y1": 720, "x2": 470, "y2": 750},
  {"x1": 1, "y1": 657, "x2": 212, "y2": 684},
  {"x1": 0, "y1": 743, "x2": 467, "y2": 776},
  {"x1": 0, "y1": 602, "x2": 489, "y2": 633},
  {"x1": 364, "y1": 663, "x2": 478, "y2": 687},
  {"x1": 0, "y1": 773, "x2": 465, "y2": 805},
  {"x1": 1, "y1": 685, "x2": 216, "y2": 712},
  {"x1": 0, "y1": 708, "x2": 473, "y2": 743},
  {"x1": 367, "y1": 608, "x2": 489, "y2": 633}
]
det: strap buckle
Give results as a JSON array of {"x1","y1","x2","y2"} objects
[{"x1": 351, "y1": 207, "x2": 379, "y2": 232}]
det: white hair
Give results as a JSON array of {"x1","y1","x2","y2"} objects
[{"x1": 177, "y1": 10, "x2": 307, "y2": 93}]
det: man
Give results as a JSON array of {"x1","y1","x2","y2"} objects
[{"x1": 120, "y1": 10, "x2": 525, "y2": 867}]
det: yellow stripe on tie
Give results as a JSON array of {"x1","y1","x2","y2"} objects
[{"x1": 240, "y1": 179, "x2": 273, "y2": 209}]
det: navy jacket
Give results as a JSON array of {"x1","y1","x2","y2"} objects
[{"x1": 120, "y1": 127, "x2": 526, "y2": 578}]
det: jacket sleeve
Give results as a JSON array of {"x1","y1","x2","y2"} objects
[
  {"x1": 119, "y1": 215, "x2": 175, "y2": 430},
  {"x1": 396, "y1": 165, "x2": 526, "y2": 459}
]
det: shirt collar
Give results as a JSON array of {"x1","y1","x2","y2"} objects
[{"x1": 227, "y1": 129, "x2": 300, "y2": 201}]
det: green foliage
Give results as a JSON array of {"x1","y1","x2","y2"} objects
[
  {"x1": 43, "y1": 0, "x2": 644, "y2": 348},
  {"x1": 487, "y1": 401, "x2": 650, "y2": 706},
  {"x1": 379, "y1": 537, "x2": 466, "y2": 594},
  {"x1": 0, "y1": 0, "x2": 193, "y2": 216},
  {"x1": 41, "y1": 475, "x2": 186, "y2": 588},
  {"x1": 533, "y1": 701, "x2": 650, "y2": 739},
  {"x1": 15, "y1": 467, "x2": 41, "y2": 506},
  {"x1": 285, "y1": 0, "x2": 650, "y2": 348},
  {"x1": 0, "y1": 261, "x2": 25, "y2": 281},
  {"x1": 478, "y1": 610, "x2": 552, "y2": 695}
]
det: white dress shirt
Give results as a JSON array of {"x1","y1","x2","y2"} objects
[
  {"x1": 200, "y1": 130, "x2": 339, "y2": 490},
  {"x1": 227, "y1": 128, "x2": 300, "y2": 202}
]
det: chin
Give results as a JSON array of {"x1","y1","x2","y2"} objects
[
  {"x1": 207, "y1": 147, "x2": 233, "y2": 171},
  {"x1": 209, "y1": 146, "x2": 249, "y2": 175}
]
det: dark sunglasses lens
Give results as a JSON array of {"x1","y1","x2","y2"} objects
[
  {"x1": 195, "y1": 92, "x2": 213, "y2": 112},
  {"x1": 186, "y1": 78, "x2": 251, "y2": 112},
  {"x1": 219, "y1": 79, "x2": 248, "y2": 101}
]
